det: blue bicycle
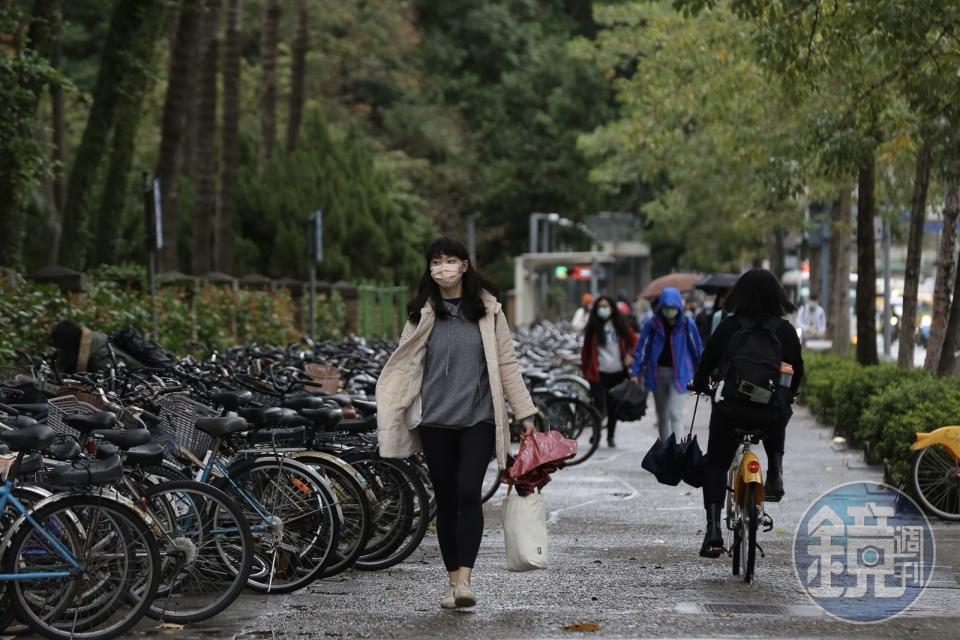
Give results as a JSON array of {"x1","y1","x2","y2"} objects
[{"x1": 0, "y1": 423, "x2": 161, "y2": 640}]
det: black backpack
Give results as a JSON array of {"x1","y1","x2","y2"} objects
[
  {"x1": 718, "y1": 316, "x2": 786, "y2": 408},
  {"x1": 107, "y1": 326, "x2": 176, "y2": 370}
]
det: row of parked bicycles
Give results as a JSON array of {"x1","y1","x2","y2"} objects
[{"x1": 0, "y1": 322, "x2": 601, "y2": 639}]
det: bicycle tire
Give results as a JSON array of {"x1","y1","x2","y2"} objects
[
  {"x1": 0, "y1": 485, "x2": 55, "y2": 635},
  {"x1": 143, "y1": 479, "x2": 254, "y2": 623},
  {"x1": 220, "y1": 457, "x2": 341, "y2": 594},
  {"x1": 289, "y1": 452, "x2": 375, "y2": 578},
  {"x1": 351, "y1": 458, "x2": 430, "y2": 571},
  {"x1": 741, "y1": 483, "x2": 758, "y2": 583},
  {"x1": 5, "y1": 494, "x2": 161, "y2": 640},
  {"x1": 911, "y1": 447, "x2": 960, "y2": 521}
]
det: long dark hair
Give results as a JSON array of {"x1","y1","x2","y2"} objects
[
  {"x1": 585, "y1": 295, "x2": 633, "y2": 345},
  {"x1": 723, "y1": 269, "x2": 796, "y2": 318},
  {"x1": 407, "y1": 237, "x2": 501, "y2": 323}
]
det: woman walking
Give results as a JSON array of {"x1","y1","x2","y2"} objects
[
  {"x1": 630, "y1": 287, "x2": 703, "y2": 442},
  {"x1": 580, "y1": 296, "x2": 638, "y2": 447},
  {"x1": 376, "y1": 237, "x2": 538, "y2": 609},
  {"x1": 691, "y1": 269, "x2": 803, "y2": 557}
]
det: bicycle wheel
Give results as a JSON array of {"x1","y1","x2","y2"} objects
[
  {"x1": 5, "y1": 494, "x2": 161, "y2": 640},
  {"x1": 911, "y1": 446, "x2": 960, "y2": 520},
  {"x1": 290, "y1": 452, "x2": 375, "y2": 578},
  {"x1": 540, "y1": 396, "x2": 601, "y2": 465},
  {"x1": 224, "y1": 457, "x2": 340, "y2": 593},
  {"x1": 740, "y1": 483, "x2": 759, "y2": 583},
  {"x1": 0, "y1": 485, "x2": 52, "y2": 634},
  {"x1": 351, "y1": 458, "x2": 430, "y2": 571},
  {"x1": 143, "y1": 480, "x2": 253, "y2": 623}
]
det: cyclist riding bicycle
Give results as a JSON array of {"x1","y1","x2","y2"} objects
[{"x1": 690, "y1": 269, "x2": 804, "y2": 559}]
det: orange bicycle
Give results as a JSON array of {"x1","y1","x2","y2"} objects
[
  {"x1": 911, "y1": 426, "x2": 960, "y2": 520},
  {"x1": 725, "y1": 427, "x2": 774, "y2": 582}
]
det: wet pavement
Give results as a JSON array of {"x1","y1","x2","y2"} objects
[{"x1": 127, "y1": 399, "x2": 959, "y2": 639}]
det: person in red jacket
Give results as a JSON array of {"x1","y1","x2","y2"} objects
[{"x1": 580, "y1": 296, "x2": 639, "y2": 447}]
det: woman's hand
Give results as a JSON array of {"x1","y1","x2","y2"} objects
[
  {"x1": 624, "y1": 353, "x2": 634, "y2": 368},
  {"x1": 522, "y1": 419, "x2": 537, "y2": 436}
]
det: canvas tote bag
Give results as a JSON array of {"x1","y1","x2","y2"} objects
[{"x1": 504, "y1": 486, "x2": 548, "y2": 571}]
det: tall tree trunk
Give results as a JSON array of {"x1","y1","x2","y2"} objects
[
  {"x1": 925, "y1": 182, "x2": 960, "y2": 371},
  {"x1": 937, "y1": 249, "x2": 960, "y2": 376},
  {"x1": 258, "y1": 0, "x2": 280, "y2": 171},
  {"x1": 59, "y1": 0, "x2": 162, "y2": 268},
  {"x1": 217, "y1": 0, "x2": 240, "y2": 273},
  {"x1": 285, "y1": 0, "x2": 308, "y2": 153},
  {"x1": 191, "y1": 0, "x2": 221, "y2": 275},
  {"x1": 855, "y1": 154, "x2": 879, "y2": 365},
  {"x1": 0, "y1": 0, "x2": 58, "y2": 269},
  {"x1": 828, "y1": 185, "x2": 852, "y2": 355},
  {"x1": 809, "y1": 243, "x2": 822, "y2": 301},
  {"x1": 767, "y1": 225, "x2": 785, "y2": 279},
  {"x1": 155, "y1": 0, "x2": 202, "y2": 273},
  {"x1": 93, "y1": 3, "x2": 166, "y2": 265},
  {"x1": 46, "y1": 1, "x2": 65, "y2": 265},
  {"x1": 898, "y1": 139, "x2": 933, "y2": 369}
]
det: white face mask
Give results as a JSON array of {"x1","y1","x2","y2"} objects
[
  {"x1": 597, "y1": 307, "x2": 611, "y2": 320},
  {"x1": 662, "y1": 307, "x2": 679, "y2": 320},
  {"x1": 430, "y1": 262, "x2": 465, "y2": 288}
]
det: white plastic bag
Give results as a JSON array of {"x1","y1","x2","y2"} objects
[{"x1": 504, "y1": 487, "x2": 548, "y2": 571}]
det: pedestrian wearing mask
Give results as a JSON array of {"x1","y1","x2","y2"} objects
[
  {"x1": 376, "y1": 237, "x2": 538, "y2": 609},
  {"x1": 630, "y1": 288, "x2": 703, "y2": 442},
  {"x1": 580, "y1": 296, "x2": 638, "y2": 447}
]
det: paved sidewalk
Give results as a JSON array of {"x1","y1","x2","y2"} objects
[{"x1": 142, "y1": 400, "x2": 960, "y2": 639}]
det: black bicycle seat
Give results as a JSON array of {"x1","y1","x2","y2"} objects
[
  {"x1": 325, "y1": 394, "x2": 353, "y2": 408},
  {"x1": 0, "y1": 423, "x2": 55, "y2": 451},
  {"x1": 734, "y1": 428, "x2": 765, "y2": 444},
  {"x1": 282, "y1": 396, "x2": 327, "y2": 411},
  {"x1": 210, "y1": 390, "x2": 254, "y2": 411},
  {"x1": 10, "y1": 403, "x2": 49, "y2": 417},
  {"x1": 96, "y1": 442, "x2": 164, "y2": 467},
  {"x1": 48, "y1": 455, "x2": 123, "y2": 487},
  {"x1": 90, "y1": 428, "x2": 151, "y2": 449},
  {"x1": 300, "y1": 407, "x2": 342, "y2": 428},
  {"x1": 334, "y1": 414, "x2": 377, "y2": 434},
  {"x1": 252, "y1": 425, "x2": 308, "y2": 444},
  {"x1": 13, "y1": 452, "x2": 43, "y2": 476},
  {"x1": 195, "y1": 416, "x2": 249, "y2": 438},
  {"x1": 352, "y1": 399, "x2": 377, "y2": 416},
  {"x1": 48, "y1": 438, "x2": 82, "y2": 460},
  {"x1": 239, "y1": 407, "x2": 285, "y2": 424},
  {"x1": 64, "y1": 411, "x2": 118, "y2": 432}
]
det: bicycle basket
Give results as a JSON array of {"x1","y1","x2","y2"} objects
[
  {"x1": 46, "y1": 395, "x2": 99, "y2": 437},
  {"x1": 304, "y1": 363, "x2": 341, "y2": 394},
  {"x1": 54, "y1": 387, "x2": 141, "y2": 429},
  {"x1": 155, "y1": 393, "x2": 218, "y2": 458}
]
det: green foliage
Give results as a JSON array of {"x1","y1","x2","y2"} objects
[
  {"x1": 802, "y1": 353, "x2": 960, "y2": 488},
  {"x1": 0, "y1": 272, "x2": 316, "y2": 362},
  {"x1": 235, "y1": 109, "x2": 429, "y2": 283}
]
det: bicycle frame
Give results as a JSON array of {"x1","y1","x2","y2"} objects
[
  {"x1": 913, "y1": 426, "x2": 960, "y2": 461},
  {"x1": 0, "y1": 481, "x2": 81, "y2": 581},
  {"x1": 733, "y1": 446, "x2": 766, "y2": 506}
]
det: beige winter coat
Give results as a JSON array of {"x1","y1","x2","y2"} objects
[{"x1": 376, "y1": 290, "x2": 538, "y2": 470}]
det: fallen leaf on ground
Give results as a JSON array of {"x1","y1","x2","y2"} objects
[
  {"x1": 155, "y1": 623, "x2": 185, "y2": 631},
  {"x1": 562, "y1": 623, "x2": 603, "y2": 633}
]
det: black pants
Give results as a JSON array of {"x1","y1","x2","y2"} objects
[
  {"x1": 590, "y1": 370, "x2": 627, "y2": 441},
  {"x1": 701, "y1": 405, "x2": 789, "y2": 506},
  {"x1": 420, "y1": 421, "x2": 495, "y2": 572}
]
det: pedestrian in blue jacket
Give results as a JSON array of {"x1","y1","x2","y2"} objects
[{"x1": 630, "y1": 287, "x2": 703, "y2": 441}]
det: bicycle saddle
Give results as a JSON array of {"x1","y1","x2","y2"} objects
[
  {"x1": 9, "y1": 403, "x2": 49, "y2": 417},
  {"x1": 95, "y1": 442, "x2": 164, "y2": 467},
  {"x1": 90, "y1": 428, "x2": 151, "y2": 449},
  {"x1": 239, "y1": 407, "x2": 284, "y2": 424},
  {"x1": 325, "y1": 394, "x2": 353, "y2": 408},
  {"x1": 282, "y1": 396, "x2": 327, "y2": 411},
  {"x1": 334, "y1": 414, "x2": 377, "y2": 434},
  {"x1": 195, "y1": 416, "x2": 249, "y2": 438},
  {"x1": 0, "y1": 423, "x2": 55, "y2": 451},
  {"x1": 351, "y1": 399, "x2": 377, "y2": 416},
  {"x1": 300, "y1": 407, "x2": 342, "y2": 428},
  {"x1": 14, "y1": 452, "x2": 43, "y2": 475},
  {"x1": 252, "y1": 425, "x2": 308, "y2": 444},
  {"x1": 48, "y1": 438, "x2": 82, "y2": 460},
  {"x1": 64, "y1": 411, "x2": 118, "y2": 432},
  {"x1": 210, "y1": 390, "x2": 254, "y2": 411},
  {"x1": 48, "y1": 454, "x2": 123, "y2": 487}
]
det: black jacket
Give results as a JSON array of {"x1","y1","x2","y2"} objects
[{"x1": 693, "y1": 314, "x2": 804, "y2": 393}]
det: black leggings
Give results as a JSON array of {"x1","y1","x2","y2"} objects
[
  {"x1": 420, "y1": 421, "x2": 495, "y2": 572},
  {"x1": 702, "y1": 406, "x2": 788, "y2": 505},
  {"x1": 589, "y1": 370, "x2": 627, "y2": 440}
]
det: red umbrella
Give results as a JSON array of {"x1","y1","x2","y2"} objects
[
  {"x1": 505, "y1": 430, "x2": 577, "y2": 493},
  {"x1": 638, "y1": 272, "x2": 702, "y2": 299}
]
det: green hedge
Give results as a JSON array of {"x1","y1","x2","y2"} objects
[
  {"x1": 0, "y1": 266, "x2": 347, "y2": 361},
  {"x1": 802, "y1": 353, "x2": 960, "y2": 486}
]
